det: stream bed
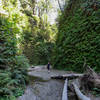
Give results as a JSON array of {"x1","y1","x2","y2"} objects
[
  {"x1": 18, "y1": 79, "x2": 64, "y2": 100},
  {"x1": 17, "y1": 66, "x2": 68, "y2": 100}
]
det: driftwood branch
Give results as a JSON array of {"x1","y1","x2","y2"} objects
[
  {"x1": 86, "y1": 66, "x2": 98, "y2": 78},
  {"x1": 73, "y1": 83, "x2": 91, "y2": 100},
  {"x1": 62, "y1": 79, "x2": 68, "y2": 100},
  {"x1": 81, "y1": 66, "x2": 100, "y2": 89},
  {"x1": 83, "y1": 57, "x2": 86, "y2": 69}
]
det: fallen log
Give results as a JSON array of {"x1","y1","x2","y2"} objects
[
  {"x1": 62, "y1": 79, "x2": 68, "y2": 100},
  {"x1": 81, "y1": 66, "x2": 100, "y2": 89},
  {"x1": 73, "y1": 83, "x2": 91, "y2": 100},
  {"x1": 51, "y1": 74, "x2": 83, "y2": 80},
  {"x1": 86, "y1": 66, "x2": 99, "y2": 78}
]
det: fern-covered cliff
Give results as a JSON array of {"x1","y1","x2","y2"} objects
[{"x1": 53, "y1": 0, "x2": 100, "y2": 72}]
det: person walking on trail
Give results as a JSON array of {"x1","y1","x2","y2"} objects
[{"x1": 47, "y1": 62, "x2": 50, "y2": 73}]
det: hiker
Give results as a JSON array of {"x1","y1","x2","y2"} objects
[{"x1": 47, "y1": 62, "x2": 50, "y2": 72}]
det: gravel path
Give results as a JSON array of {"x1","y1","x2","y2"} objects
[{"x1": 18, "y1": 66, "x2": 68, "y2": 100}]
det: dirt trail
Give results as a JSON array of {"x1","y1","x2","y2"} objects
[{"x1": 18, "y1": 65, "x2": 69, "y2": 100}]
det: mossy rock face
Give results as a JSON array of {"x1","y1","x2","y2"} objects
[{"x1": 53, "y1": 0, "x2": 100, "y2": 72}]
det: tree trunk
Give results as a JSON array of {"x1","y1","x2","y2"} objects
[
  {"x1": 62, "y1": 79, "x2": 68, "y2": 100},
  {"x1": 73, "y1": 83, "x2": 91, "y2": 100},
  {"x1": 57, "y1": 0, "x2": 63, "y2": 13}
]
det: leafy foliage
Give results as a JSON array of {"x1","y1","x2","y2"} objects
[
  {"x1": 0, "y1": 0, "x2": 56, "y2": 98},
  {"x1": 22, "y1": 17, "x2": 56, "y2": 65},
  {"x1": 53, "y1": 0, "x2": 100, "y2": 72},
  {"x1": 92, "y1": 88, "x2": 100, "y2": 97},
  {"x1": 0, "y1": 1, "x2": 29, "y2": 99}
]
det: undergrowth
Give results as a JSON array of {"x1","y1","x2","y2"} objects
[{"x1": 0, "y1": 16, "x2": 29, "y2": 100}]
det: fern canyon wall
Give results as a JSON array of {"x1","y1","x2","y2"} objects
[{"x1": 53, "y1": 0, "x2": 100, "y2": 72}]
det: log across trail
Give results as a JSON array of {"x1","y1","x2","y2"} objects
[
  {"x1": 61, "y1": 78, "x2": 91, "y2": 100},
  {"x1": 51, "y1": 74, "x2": 83, "y2": 79},
  {"x1": 72, "y1": 83, "x2": 90, "y2": 100},
  {"x1": 62, "y1": 79, "x2": 68, "y2": 100},
  {"x1": 61, "y1": 66, "x2": 100, "y2": 100}
]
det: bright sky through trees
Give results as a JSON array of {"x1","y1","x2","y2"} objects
[{"x1": 48, "y1": 0, "x2": 66, "y2": 24}]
